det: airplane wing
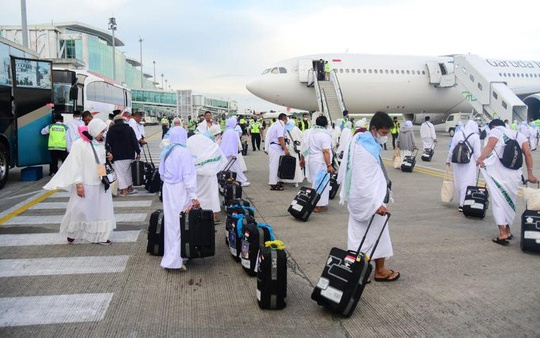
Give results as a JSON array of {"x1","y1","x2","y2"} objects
[{"x1": 512, "y1": 86, "x2": 540, "y2": 96}]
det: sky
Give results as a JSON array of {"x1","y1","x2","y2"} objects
[{"x1": 1, "y1": 0, "x2": 539, "y2": 113}]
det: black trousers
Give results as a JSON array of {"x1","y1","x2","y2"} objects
[
  {"x1": 50, "y1": 150, "x2": 68, "y2": 175},
  {"x1": 251, "y1": 133, "x2": 261, "y2": 150},
  {"x1": 392, "y1": 133, "x2": 399, "y2": 149}
]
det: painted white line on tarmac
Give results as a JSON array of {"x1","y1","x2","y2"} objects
[
  {"x1": 52, "y1": 189, "x2": 156, "y2": 198},
  {"x1": 0, "y1": 255, "x2": 130, "y2": 277},
  {"x1": 0, "y1": 189, "x2": 51, "y2": 219},
  {"x1": 0, "y1": 293, "x2": 113, "y2": 327},
  {"x1": 0, "y1": 231, "x2": 141, "y2": 247},
  {"x1": 2, "y1": 213, "x2": 147, "y2": 226},
  {"x1": 30, "y1": 200, "x2": 152, "y2": 210}
]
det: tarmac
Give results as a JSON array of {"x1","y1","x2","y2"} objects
[{"x1": 0, "y1": 124, "x2": 539, "y2": 338}]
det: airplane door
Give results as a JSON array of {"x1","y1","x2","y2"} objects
[
  {"x1": 298, "y1": 58, "x2": 313, "y2": 83},
  {"x1": 426, "y1": 61, "x2": 442, "y2": 84}
]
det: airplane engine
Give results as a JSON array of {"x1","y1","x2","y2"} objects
[{"x1": 523, "y1": 94, "x2": 540, "y2": 121}]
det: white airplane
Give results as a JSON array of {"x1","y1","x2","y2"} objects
[{"x1": 246, "y1": 53, "x2": 540, "y2": 123}]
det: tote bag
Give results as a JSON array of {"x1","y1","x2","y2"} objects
[{"x1": 440, "y1": 168, "x2": 454, "y2": 203}]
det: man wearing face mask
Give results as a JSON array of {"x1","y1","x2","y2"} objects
[
  {"x1": 339, "y1": 111, "x2": 400, "y2": 282},
  {"x1": 298, "y1": 113, "x2": 311, "y2": 131},
  {"x1": 267, "y1": 113, "x2": 290, "y2": 190}
]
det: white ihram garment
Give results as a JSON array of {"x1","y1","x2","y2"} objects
[
  {"x1": 420, "y1": 121, "x2": 436, "y2": 149},
  {"x1": 113, "y1": 159, "x2": 133, "y2": 190},
  {"x1": 345, "y1": 137, "x2": 392, "y2": 260},
  {"x1": 282, "y1": 126, "x2": 305, "y2": 184},
  {"x1": 304, "y1": 129, "x2": 332, "y2": 207}
]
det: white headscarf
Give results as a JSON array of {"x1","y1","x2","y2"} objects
[
  {"x1": 220, "y1": 117, "x2": 239, "y2": 156},
  {"x1": 355, "y1": 118, "x2": 366, "y2": 129},
  {"x1": 405, "y1": 120, "x2": 413, "y2": 128},
  {"x1": 88, "y1": 119, "x2": 107, "y2": 138}
]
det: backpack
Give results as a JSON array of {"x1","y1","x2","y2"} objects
[
  {"x1": 499, "y1": 132, "x2": 523, "y2": 170},
  {"x1": 451, "y1": 131, "x2": 474, "y2": 164},
  {"x1": 479, "y1": 129, "x2": 487, "y2": 140}
]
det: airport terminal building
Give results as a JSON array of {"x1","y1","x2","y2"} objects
[{"x1": 0, "y1": 22, "x2": 237, "y2": 118}]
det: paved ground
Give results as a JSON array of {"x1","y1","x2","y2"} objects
[{"x1": 0, "y1": 125, "x2": 539, "y2": 338}]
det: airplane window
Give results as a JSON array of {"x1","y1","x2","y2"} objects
[
  {"x1": 363, "y1": 69, "x2": 367, "y2": 73},
  {"x1": 346, "y1": 69, "x2": 350, "y2": 73},
  {"x1": 385, "y1": 70, "x2": 389, "y2": 74},
  {"x1": 502, "y1": 101, "x2": 507, "y2": 109},
  {"x1": 351, "y1": 69, "x2": 355, "y2": 73},
  {"x1": 279, "y1": 67, "x2": 287, "y2": 73},
  {"x1": 357, "y1": 69, "x2": 361, "y2": 73},
  {"x1": 271, "y1": 67, "x2": 279, "y2": 74},
  {"x1": 262, "y1": 69, "x2": 270, "y2": 75},
  {"x1": 379, "y1": 69, "x2": 383, "y2": 73},
  {"x1": 406, "y1": 70, "x2": 410, "y2": 75},
  {"x1": 401, "y1": 70, "x2": 405, "y2": 74},
  {"x1": 374, "y1": 70, "x2": 378, "y2": 74},
  {"x1": 470, "y1": 75, "x2": 475, "y2": 82},
  {"x1": 478, "y1": 83, "x2": 482, "y2": 91},
  {"x1": 493, "y1": 92, "x2": 498, "y2": 100},
  {"x1": 369, "y1": 69, "x2": 372, "y2": 74},
  {"x1": 390, "y1": 70, "x2": 394, "y2": 74},
  {"x1": 422, "y1": 71, "x2": 426, "y2": 75}
]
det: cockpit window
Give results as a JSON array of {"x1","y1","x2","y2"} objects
[
  {"x1": 271, "y1": 67, "x2": 279, "y2": 74},
  {"x1": 279, "y1": 67, "x2": 287, "y2": 74},
  {"x1": 261, "y1": 68, "x2": 270, "y2": 75}
]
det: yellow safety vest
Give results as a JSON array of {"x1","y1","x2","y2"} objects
[
  {"x1": 298, "y1": 120, "x2": 310, "y2": 131},
  {"x1": 391, "y1": 121, "x2": 400, "y2": 134},
  {"x1": 324, "y1": 63, "x2": 331, "y2": 72},
  {"x1": 161, "y1": 117, "x2": 169, "y2": 125},
  {"x1": 188, "y1": 119, "x2": 196, "y2": 131},
  {"x1": 250, "y1": 121, "x2": 261, "y2": 133},
  {"x1": 48, "y1": 124, "x2": 67, "y2": 151},
  {"x1": 239, "y1": 118, "x2": 246, "y2": 125}
]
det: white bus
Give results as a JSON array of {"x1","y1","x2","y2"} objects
[{"x1": 53, "y1": 69, "x2": 131, "y2": 120}]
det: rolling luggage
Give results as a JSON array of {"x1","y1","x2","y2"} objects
[
  {"x1": 145, "y1": 169, "x2": 162, "y2": 193},
  {"x1": 421, "y1": 145, "x2": 435, "y2": 162},
  {"x1": 218, "y1": 158, "x2": 237, "y2": 193},
  {"x1": 278, "y1": 155, "x2": 296, "y2": 180},
  {"x1": 257, "y1": 240, "x2": 287, "y2": 310},
  {"x1": 225, "y1": 205, "x2": 255, "y2": 246},
  {"x1": 180, "y1": 208, "x2": 215, "y2": 259},
  {"x1": 147, "y1": 209, "x2": 165, "y2": 256},
  {"x1": 241, "y1": 223, "x2": 275, "y2": 276},
  {"x1": 463, "y1": 174, "x2": 489, "y2": 219},
  {"x1": 242, "y1": 141, "x2": 248, "y2": 156},
  {"x1": 329, "y1": 174, "x2": 340, "y2": 200},
  {"x1": 132, "y1": 160, "x2": 154, "y2": 186},
  {"x1": 311, "y1": 213, "x2": 391, "y2": 317},
  {"x1": 223, "y1": 181, "x2": 243, "y2": 206},
  {"x1": 288, "y1": 173, "x2": 330, "y2": 221},
  {"x1": 226, "y1": 213, "x2": 256, "y2": 262},
  {"x1": 401, "y1": 149, "x2": 418, "y2": 173},
  {"x1": 521, "y1": 210, "x2": 540, "y2": 252}
]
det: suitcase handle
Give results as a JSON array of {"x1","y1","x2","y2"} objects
[
  {"x1": 223, "y1": 157, "x2": 237, "y2": 172},
  {"x1": 356, "y1": 213, "x2": 391, "y2": 261}
]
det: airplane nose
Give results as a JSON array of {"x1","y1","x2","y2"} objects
[{"x1": 246, "y1": 78, "x2": 261, "y2": 96}]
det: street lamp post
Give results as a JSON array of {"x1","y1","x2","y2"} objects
[
  {"x1": 165, "y1": 79, "x2": 168, "y2": 91},
  {"x1": 161, "y1": 73, "x2": 164, "y2": 90},
  {"x1": 153, "y1": 60, "x2": 156, "y2": 89},
  {"x1": 108, "y1": 17, "x2": 117, "y2": 81},
  {"x1": 139, "y1": 37, "x2": 143, "y2": 88}
]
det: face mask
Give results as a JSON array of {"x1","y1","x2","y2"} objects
[{"x1": 375, "y1": 132, "x2": 387, "y2": 145}]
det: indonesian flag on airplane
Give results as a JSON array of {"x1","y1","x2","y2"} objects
[{"x1": 332, "y1": 59, "x2": 342, "y2": 63}]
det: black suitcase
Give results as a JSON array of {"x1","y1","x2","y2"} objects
[
  {"x1": 521, "y1": 209, "x2": 540, "y2": 252},
  {"x1": 241, "y1": 223, "x2": 274, "y2": 276},
  {"x1": 401, "y1": 149, "x2": 418, "y2": 173},
  {"x1": 257, "y1": 241, "x2": 287, "y2": 310},
  {"x1": 288, "y1": 173, "x2": 330, "y2": 221},
  {"x1": 242, "y1": 141, "x2": 248, "y2": 156},
  {"x1": 228, "y1": 198, "x2": 251, "y2": 207},
  {"x1": 225, "y1": 206, "x2": 255, "y2": 247},
  {"x1": 223, "y1": 181, "x2": 243, "y2": 206},
  {"x1": 180, "y1": 208, "x2": 215, "y2": 259},
  {"x1": 145, "y1": 169, "x2": 162, "y2": 193},
  {"x1": 147, "y1": 209, "x2": 165, "y2": 256},
  {"x1": 311, "y1": 213, "x2": 391, "y2": 317},
  {"x1": 132, "y1": 160, "x2": 154, "y2": 186},
  {"x1": 329, "y1": 174, "x2": 340, "y2": 200},
  {"x1": 217, "y1": 158, "x2": 237, "y2": 193},
  {"x1": 462, "y1": 186, "x2": 489, "y2": 219},
  {"x1": 421, "y1": 147, "x2": 434, "y2": 162},
  {"x1": 278, "y1": 155, "x2": 296, "y2": 180},
  {"x1": 226, "y1": 213, "x2": 256, "y2": 262}
]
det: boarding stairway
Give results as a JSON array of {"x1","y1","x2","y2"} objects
[
  {"x1": 308, "y1": 69, "x2": 346, "y2": 121},
  {"x1": 428, "y1": 54, "x2": 528, "y2": 123}
]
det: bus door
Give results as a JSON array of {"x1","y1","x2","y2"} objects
[{"x1": 11, "y1": 56, "x2": 53, "y2": 166}]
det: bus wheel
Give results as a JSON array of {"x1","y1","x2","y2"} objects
[{"x1": 0, "y1": 143, "x2": 9, "y2": 189}]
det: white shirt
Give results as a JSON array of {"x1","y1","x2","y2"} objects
[
  {"x1": 267, "y1": 121, "x2": 286, "y2": 151},
  {"x1": 420, "y1": 121, "x2": 436, "y2": 140},
  {"x1": 128, "y1": 118, "x2": 145, "y2": 142}
]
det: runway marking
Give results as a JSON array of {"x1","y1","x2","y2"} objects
[
  {"x1": 0, "y1": 255, "x2": 130, "y2": 277},
  {"x1": 30, "y1": 200, "x2": 152, "y2": 210},
  {"x1": 0, "y1": 293, "x2": 113, "y2": 327},
  {"x1": 0, "y1": 190, "x2": 57, "y2": 227},
  {"x1": 0, "y1": 231, "x2": 141, "y2": 247},
  {"x1": 51, "y1": 190, "x2": 156, "y2": 198},
  {"x1": 2, "y1": 213, "x2": 147, "y2": 227}
]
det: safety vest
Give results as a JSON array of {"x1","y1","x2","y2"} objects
[
  {"x1": 510, "y1": 122, "x2": 518, "y2": 131},
  {"x1": 298, "y1": 120, "x2": 310, "y2": 131},
  {"x1": 340, "y1": 118, "x2": 348, "y2": 130},
  {"x1": 324, "y1": 63, "x2": 331, "y2": 72},
  {"x1": 239, "y1": 118, "x2": 246, "y2": 125},
  {"x1": 535, "y1": 119, "x2": 540, "y2": 128},
  {"x1": 188, "y1": 119, "x2": 196, "y2": 131},
  {"x1": 161, "y1": 117, "x2": 169, "y2": 125},
  {"x1": 250, "y1": 121, "x2": 262, "y2": 133},
  {"x1": 220, "y1": 118, "x2": 226, "y2": 131},
  {"x1": 48, "y1": 124, "x2": 67, "y2": 151},
  {"x1": 391, "y1": 121, "x2": 400, "y2": 134}
]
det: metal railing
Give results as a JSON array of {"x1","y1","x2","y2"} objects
[{"x1": 330, "y1": 69, "x2": 347, "y2": 113}]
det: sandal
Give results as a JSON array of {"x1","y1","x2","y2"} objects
[
  {"x1": 492, "y1": 237, "x2": 509, "y2": 246},
  {"x1": 270, "y1": 185, "x2": 284, "y2": 191},
  {"x1": 374, "y1": 270, "x2": 401, "y2": 282}
]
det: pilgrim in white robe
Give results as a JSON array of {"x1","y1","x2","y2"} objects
[
  {"x1": 340, "y1": 132, "x2": 393, "y2": 260},
  {"x1": 446, "y1": 120, "x2": 481, "y2": 207},
  {"x1": 113, "y1": 159, "x2": 133, "y2": 190},
  {"x1": 44, "y1": 119, "x2": 115, "y2": 243},
  {"x1": 282, "y1": 123, "x2": 305, "y2": 184},
  {"x1": 332, "y1": 119, "x2": 342, "y2": 151},
  {"x1": 267, "y1": 120, "x2": 286, "y2": 185},
  {"x1": 160, "y1": 127, "x2": 198, "y2": 269},
  {"x1": 420, "y1": 120, "x2": 436, "y2": 150},
  {"x1": 220, "y1": 118, "x2": 247, "y2": 183},
  {"x1": 529, "y1": 123, "x2": 538, "y2": 151},
  {"x1": 481, "y1": 126, "x2": 527, "y2": 227},
  {"x1": 336, "y1": 122, "x2": 353, "y2": 161},
  {"x1": 187, "y1": 134, "x2": 227, "y2": 213},
  {"x1": 303, "y1": 128, "x2": 332, "y2": 206}
]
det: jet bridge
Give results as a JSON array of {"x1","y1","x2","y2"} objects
[{"x1": 427, "y1": 54, "x2": 528, "y2": 123}]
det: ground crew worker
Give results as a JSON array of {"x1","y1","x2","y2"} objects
[
  {"x1": 187, "y1": 116, "x2": 196, "y2": 136},
  {"x1": 41, "y1": 113, "x2": 69, "y2": 176},
  {"x1": 249, "y1": 115, "x2": 263, "y2": 151},
  {"x1": 161, "y1": 116, "x2": 170, "y2": 139},
  {"x1": 219, "y1": 114, "x2": 227, "y2": 131},
  {"x1": 298, "y1": 113, "x2": 311, "y2": 131},
  {"x1": 340, "y1": 110, "x2": 350, "y2": 130},
  {"x1": 239, "y1": 117, "x2": 248, "y2": 136},
  {"x1": 324, "y1": 61, "x2": 331, "y2": 81},
  {"x1": 391, "y1": 116, "x2": 400, "y2": 150}
]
